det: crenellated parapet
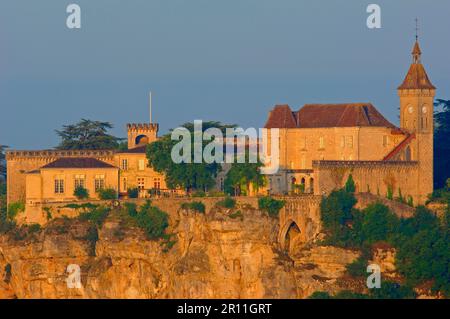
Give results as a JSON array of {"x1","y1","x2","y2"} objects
[
  {"x1": 312, "y1": 160, "x2": 418, "y2": 168},
  {"x1": 127, "y1": 123, "x2": 159, "y2": 131},
  {"x1": 6, "y1": 149, "x2": 116, "y2": 160}
]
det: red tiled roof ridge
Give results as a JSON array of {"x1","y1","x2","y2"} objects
[
  {"x1": 265, "y1": 102, "x2": 397, "y2": 129},
  {"x1": 41, "y1": 157, "x2": 117, "y2": 169},
  {"x1": 383, "y1": 133, "x2": 416, "y2": 161}
]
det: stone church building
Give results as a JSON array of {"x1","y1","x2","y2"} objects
[
  {"x1": 263, "y1": 39, "x2": 435, "y2": 205},
  {"x1": 6, "y1": 39, "x2": 436, "y2": 211}
]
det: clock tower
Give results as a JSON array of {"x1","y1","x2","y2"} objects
[{"x1": 398, "y1": 38, "x2": 436, "y2": 202}]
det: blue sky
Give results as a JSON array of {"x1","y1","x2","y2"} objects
[{"x1": 0, "y1": 0, "x2": 449, "y2": 149}]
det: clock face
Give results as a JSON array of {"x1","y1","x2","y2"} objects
[
  {"x1": 422, "y1": 106, "x2": 427, "y2": 114},
  {"x1": 408, "y1": 106, "x2": 414, "y2": 114}
]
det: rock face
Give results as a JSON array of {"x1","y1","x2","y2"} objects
[{"x1": 0, "y1": 206, "x2": 359, "y2": 299}]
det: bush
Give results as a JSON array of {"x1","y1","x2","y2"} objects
[
  {"x1": 370, "y1": 281, "x2": 416, "y2": 299},
  {"x1": 320, "y1": 190, "x2": 357, "y2": 246},
  {"x1": 27, "y1": 223, "x2": 41, "y2": 234},
  {"x1": 229, "y1": 210, "x2": 243, "y2": 219},
  {"x1": 181, "y1": 201, "x2": 206, "y2": 214},
  {"x1": 124, "y1": 202, "x2": 138, "y2": 217},
  {"x1": 358, "y1": 203, "x2": 400, "y2": 244},
  {"x1": 217, "y1": 197, "x2": 236, "y2": 209},
  {"x1": 74, "y1": 186, "x2": 89, "y2": 200},
  {"x1": 135, "y1": 202, "x2": 169, "y2": 239},
  {"x1": 78, "y1": 206, "x2": 110, "y2": 227},
  {"x1": 258, "y1": 196, "x2": 285, "y2": 217},
  {"x1": 7, "y1": 202, "x2": 25, "y2": 220},
  {"x1": 191, "y1": 190, "x2": 206, "y2": 198},
  {"x1": 127, "y1": 187, "x2": 139, "y2": 199},
  {"x1": 308, "y1": 291, "x2": 332, "y2": 299},
  {"x1": 346, "y1": 245, "x2": 372, "y2": 277},
  {"x1": 321, "y1": 187, "x2": 450, "y2": 297},
  {"x1": 97, "y1": 188, "x2": 117, "y2": 200}
]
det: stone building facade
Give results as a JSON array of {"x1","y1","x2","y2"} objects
[
  {"x1": 6, "y1": 39, "x2": 436, "y2": 209},
  {"x1": 6, "y1": 123, "x2": 169, "y2": 206},
  {"x1": 263, "y1": 39, "x2": 435, "y2": 205}
]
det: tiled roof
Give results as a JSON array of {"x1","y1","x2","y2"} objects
[
  {"x1": 265, "y1": 103, "x2": 396, "y2": 129},
  {"x1": 383, "y1": 133, "x2": 415, "y2": 161},
  {"x1": 116, "y1": 145, "x2": 147, "y2": 154},
  {"x1": 398, "y1": 63, "x2": 435, "y2": 90},
  {"x1": 264, "y1": 105, "x2": 297, "y2": 128},
  {"x1": 41, "y1": 158, "x2": 117, "y2": 169}
]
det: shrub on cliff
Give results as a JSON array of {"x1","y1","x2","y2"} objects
[
  {"x1": 258, "y1": 196, "x2": 285, "y2": 218},
  {"x1": 217, "y1": 197, "x2": 236, "y2": 209},
  {"x1": 309, "y1": 282, "x2": 416, "y2": 299},
  {"x1": 74, "y1": 186, "x2": 89, "y2": 200},
  {"x1": 78, "y1": 205, "x2": 110, "y2": 227},
  {"x1": 358, "y1": 203, "x2": 400, "y2": 245},
  {"x1": 322, "y1": 188, "x2": 450, "y2": 297},
  {"x1": 181, "y1": 201, "x2": 206, "y2": 214},
  {"x1": 320, "y1": 189, "x2": 357, "y2": 247},
  {"x1": 7, "y1": 201, "x2": 25, "y2": 220},
  {"x1": 135, "y1": 201, "x2": 169, "y2": 239}
]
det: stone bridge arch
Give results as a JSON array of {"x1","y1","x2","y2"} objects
[{"x1": 278, "y1": 195, "x2": 322, "y2": 254}]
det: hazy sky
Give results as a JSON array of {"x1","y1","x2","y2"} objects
[{"x1": 0, "y1": 0, "x2": 449, "y2": 149}]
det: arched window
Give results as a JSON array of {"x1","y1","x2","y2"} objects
[
  {"x1": 309, "y1": 178, "x2": 314, "y2": 194},
  {"x1": 405, "y1": 146, "x2": 411, "y2": 161}
]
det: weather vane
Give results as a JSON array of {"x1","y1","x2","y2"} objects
[{"x1": 415, "y1": 18, "x2": 419, "y2": 41}]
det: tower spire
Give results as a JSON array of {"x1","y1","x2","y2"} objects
[
  {"x1": 415, "y1": 17, "x2": 419, "y2": 41},
  {"x1": 412, "y1": 18, "x2": 421, "y2": 64}
]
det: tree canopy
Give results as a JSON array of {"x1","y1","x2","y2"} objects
[
  {"x1": 320, "y1": 181, "x2": 450, "y2": 297},
  {"x1": 0, "y1": 145, "x2": 7, "y2": 181},
  {"x1": 434, "y1": 99, "x2": 450, "y2": 188},
  {"x1": 55, "y1": 119, "x2": 123, "y2": 150},
  {"x1": 146, "y1": 121, "x2": 236, "y2": 192},
  {"x1": 224, "y1": 157, "x2": 266, "y2": 196}
]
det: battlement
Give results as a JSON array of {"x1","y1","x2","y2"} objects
[
  {"x1": 312, "y1": 160, "x2": 419, "y2": 168},
  {"x1": 6, "y1": 149, "x2": 116, "y2": 160},
  {"x1": 127, "y1": 123, "x2": 159, "y2": 131}
]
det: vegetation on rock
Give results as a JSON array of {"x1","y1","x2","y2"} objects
[
  {"x1": 258, "y1": 196, "x2": 285, "y2": 218},
  {"x1": 320, "y1": 175, "x2": 450, "y2": 297}
]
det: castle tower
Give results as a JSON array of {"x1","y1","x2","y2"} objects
[
  {"x1": 398, "y1": 38, "x2": 436, "y2": 203},
  {"x1": 127, "y1": 123, "x2": 159, "y2": 149}
]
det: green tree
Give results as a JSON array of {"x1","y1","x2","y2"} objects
[
  {"x1": 320, "y1": 189, "x2": 357, "y2": 246},
  {"x1": 224, "y1": 158, "x2": 266, "y2": 196},
  {"x1": 358, "y1": 203, "x2": 400, "y2": 244},
  {"x1": 258, "y1": 196, "x2": 285, "y2": 218},
  {"x1": 0, "y1": 145, "x2": 7, "y2": 181},
  {"x1": 55, "y1": 119, "x2": 123, "y2": 150},
  {"x1": 434, "y1": 99, "x2": 450, "y2": 188},
  {"x1": 344, "y1": 174, "x2": 356, "y2": 193},
  {"x1": 146, "y1": 121, "x2": 236, "y2": 192}
]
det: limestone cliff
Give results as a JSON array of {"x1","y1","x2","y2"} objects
[{"x1": 0, "y1": 205, "x2": 360, "y2": 299}]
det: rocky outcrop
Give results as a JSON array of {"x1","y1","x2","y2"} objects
[{"x1": 0, "y1": 205, "x2": 359, "y2": 299}]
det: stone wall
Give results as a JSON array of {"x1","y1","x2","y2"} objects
[{"x1": 313, "y1": 160, "x2": 422, "y2": 204}]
